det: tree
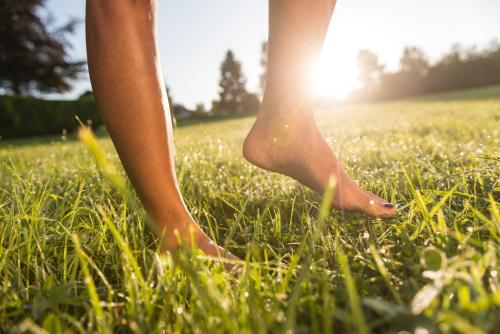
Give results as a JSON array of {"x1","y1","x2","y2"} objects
[
  {"x1": 377, "y1": 46, "x2": 430, "y2": 98},
  {"x1": 356, "y1": 49, "x2": 385, "y2": 94},
  {"x1": 400, "y1": 47, "x2": 429, "y2": 77},
  {"x1": 216, "y1": 50, "x2": 248, "y2": 115},
  {"x1": 438, "y1": 43, "x2": 464, "y2": 66},
  {"x1": 165, "y1": 85, "x2": 177, "y2": 126},
  {"x1": 193, "y1": 103, "x2": 208, "y2": 118},
  {"x1": 78, "y1": 90, "x2": 94, "y2": 100},
  {"x1": 0, "y1": 0, "x2": 84, "y2": 95},
  {"x1": 241, "y1": 93, "x2": 261, "y2": 115},
  {"x1": 259, "y1": 41, "x2": 268, "y2": 97}
]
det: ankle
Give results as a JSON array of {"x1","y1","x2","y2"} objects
[
  {"x1": 259, "y1": 81, "x2": 314, "y2": 124},
  {"x1": 151, "y1": 206, "x2": 194, "y2": 233},
  {"x1": 264, "y1": 64, "x2": 313, "y2": 97},
  {"x1": 256, "y1": 99, "x2": 316, "y2": 134},
  {"x1": 262, "y1": 84, "x2": 312, "y2": 108},
  {"x1": 158, "y1": 218, "x2": 205, "y2": 250}
]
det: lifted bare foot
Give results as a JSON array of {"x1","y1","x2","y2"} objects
[{"x1": 243, "y1": 94, "x2": 397, "y2": 219}]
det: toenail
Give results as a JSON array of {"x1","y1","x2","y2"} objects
[{"x1": 383, "y1": 203, "x2": 395, "y2": 209}]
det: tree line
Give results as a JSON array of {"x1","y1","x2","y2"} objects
[{"x1": 350, "y1": 41, "x2": 500, "y2": 102}]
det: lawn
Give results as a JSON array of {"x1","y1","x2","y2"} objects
[{"x1": 1, "y1": 86, "x2": 499, "y2": 333}]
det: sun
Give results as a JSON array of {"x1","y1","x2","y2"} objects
[
  {"x1": 312, "y1": 54, "x2": 359, "y2": 101},
  {"x1": 310, "y1": 19, "x2": 360, "y2": 101}
]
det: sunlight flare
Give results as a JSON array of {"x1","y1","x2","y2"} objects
[{"x1": 312, "y1": 40, "x2": 360, "y2": 100}]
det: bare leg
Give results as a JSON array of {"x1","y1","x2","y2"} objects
[
  {"x1": 244, "y1": 0, "x2": 397, "y2": 218},
  {"x1": 86, "y1": 0, "x2": 235, "y2": 257}
]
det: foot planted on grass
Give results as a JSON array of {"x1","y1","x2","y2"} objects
[{"x1": 159, "y1": 216, "x2": 239, "y2": 262}]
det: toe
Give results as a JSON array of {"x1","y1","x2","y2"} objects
[
  {"x1": 374, "y1": 202, "x2": 397, "y2": 218},
  {"x1": 358, "y1": 195, "x2": 397, "y2": 218},
  {"x1": 358, "y1": 189, "x2": 397, "y2": 218},
  {"x1": 198, "y1": 240, "x2": 239, "y2": 260},
  {"x1": 201, "y1": 243, "x2": 241, "y2": 271}
]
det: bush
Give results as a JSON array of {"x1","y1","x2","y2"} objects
[{"x1": 0, "y1": 95, "x2": 102, "y2": 139}]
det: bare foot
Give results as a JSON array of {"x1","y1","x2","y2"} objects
[
  {"x1": 160, "y1": 217, "x2": 239, "y2": 260},
  {"x1": 243, "y1": 96, "x2": 397, "y2": 219}
]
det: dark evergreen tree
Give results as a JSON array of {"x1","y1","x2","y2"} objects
[
  {"x1": 0, "y1": 0, "x2": 84, "y2": 95},
  {"x1": 216, "y1": 50, "x2": 248, "y2": 115}
]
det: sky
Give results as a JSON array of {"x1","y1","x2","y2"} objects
[{"x1": 46, "y1": 0, "x2": 500, "y2": 108}]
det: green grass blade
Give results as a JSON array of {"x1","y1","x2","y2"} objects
[
  {"x1": 336, "y1": 250, "x2": 369, "y2": 334},
  {"x1": 71, "y1": 233, "x2": 110, "y2": 334}
]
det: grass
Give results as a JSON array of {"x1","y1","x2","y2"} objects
[{"x1": 1, "y1": 86, "x2": 499, "y2": 333}]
